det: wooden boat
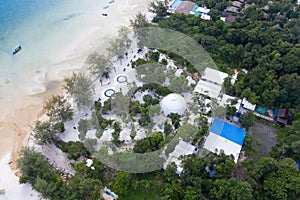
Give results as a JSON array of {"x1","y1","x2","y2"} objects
[
  {"x1": 103, "y1": 5, "x2": 109, "y2": 9},
  {"x1": 109, "y1": 0, "x2": 114, "y2": 3},
  {"x1": 13, "y1": 45, "x2": 22, "y2": 55}
]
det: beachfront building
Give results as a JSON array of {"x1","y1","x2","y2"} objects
[
  {"x1": 194, "y1": 67, "x2": 228, "y2": 99},
  {"x1": 160, "y1": 93, "x2": 187, "y2": 116},
  {"x1": 203, "y1": 118, "x2": 246, "y2": 163}
]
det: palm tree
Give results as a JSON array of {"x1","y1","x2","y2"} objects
[{"x1": 86, "y1": 53, "x2": 113, "y2": 83}]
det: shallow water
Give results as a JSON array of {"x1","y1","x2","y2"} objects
[
  {"x1": 0, "y1": 0, "x2": 105, "y2": 97},
  {"x1": 0, "y1": 0, "x2": 151, "y2": 159}
]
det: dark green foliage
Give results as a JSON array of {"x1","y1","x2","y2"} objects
[
  {"x1": 131, "y1": 58, "x2": 149, "y2": 68},
  {"x1": 156, "y1": 86, "x2": 173, "y2": 96},
  {"x1": 148, "y1": 0, "x2": 168, "y2": 19},
  {"x1": 112, "y1": 122, "x2": 122, "y2": 146},
  {"x1": 53, "y1": 122, "x2": 65, "y2": 133},
  {"x1": 57, "y1": 141, "x2": 90, "y2": 160},
  {"x1": 17, "y1": 147, "x2": 51, "y2": 185},
  {"x1": 113, "y1": 172, "x2": 132, "y2": 198},
  {"x1": 146, "y1": 51, "x2": 160, "y2": 62},
  {"x1": 239, "y1": 112, "x2": 255, "y2": 130},
  {"x1": 272, "y1": 114, "x2": 300, "y2": 160},
  {"x1": 138, "y1": 83, "x2": 172, "y2": 97},
  {"x1": 133, "y1": 132, "x2": 164, "y2": 153},
  {"x1": 142, "y1": 94, "x2": 159, "y2": 106},
  {"x1": 32, "y1": 120, "x2": 63, "y2": 145},
  {"x1": 169, "y1": 113, "x2": 181, "y2": 129},
  {"x1": 155, "y1": 6, "x2": 300, "y2": 110},
  {"x1": 102, "y1": 98, "x2": 111, "y2": 114},
  {"x1": 163, "y1": 121, "x2": 173, "y2": 135},
  {"x1": 94, "y1": 100, "x2": 102, "y2": 112},
  {"x1": 129, "y1": 100, "x2": 141, "y2": 116}
]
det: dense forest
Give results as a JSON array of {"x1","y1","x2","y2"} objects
[
  {"x1": 153, "y1": 0, "x2": 300, "y2": 112},
  {"x1": 15, "y1": 0, "x2": 300, "y2": 199}
]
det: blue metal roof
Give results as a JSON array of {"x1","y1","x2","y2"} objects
[{"x1": 210, "y1": 118, "x2": 246, "y2": 146}]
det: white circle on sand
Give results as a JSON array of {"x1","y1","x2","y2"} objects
[
  {"x1": 104, "y1": 88, "x2": 115, "y2": 97},
  {"x1": 116, "y1": 75, "x2": 127, "y2": 83},
  {"x1": 160, "y1": 93, "x2": 187, "y2": 116}
]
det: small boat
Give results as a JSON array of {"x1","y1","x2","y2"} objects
[
  {"x1": 13, "y1": 45, "x2": 22, "y2": 55},
  {"x1": 103, "y1": 5, "x2": 109, "y2": 9},
  {"x1": 109, "y1": 0, "x2": 114, "y2": 3},
  {"x1": 102, "y1": 13, "x2": 108, "y2": 16}
]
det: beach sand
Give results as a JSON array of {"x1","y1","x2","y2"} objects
[{"x1": 0, "y1": 0, "x2": 152, "y2": 180}]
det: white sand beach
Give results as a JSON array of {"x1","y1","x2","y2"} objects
[{"x1": 0, "y1": 0, "x2": 152, "y2": 197}]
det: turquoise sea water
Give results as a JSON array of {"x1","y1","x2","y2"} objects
[
  {"x1": 0, "y1": 0, "x2": 61, "y2": 56},
  {"x1": 0, "y1": 0, "x2": 104, "y2": 97}
]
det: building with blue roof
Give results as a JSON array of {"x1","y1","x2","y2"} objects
[{"x1": 204, "y1": 118, "x2": 247, "y2": 163}]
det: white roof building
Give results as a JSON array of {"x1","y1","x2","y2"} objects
[
  {"x1": 160, "y1": 93, "x2": 187, "y2": 116},
  {"x1": 164, "y1": 140, "x2": 197, "y2": 169},
  {"x1": 194, "y1": 80, "x2": 222, "y2": 99},
  {"x1": 204, "y1": 133, "x2": 242, "y2": 163},
  {"x1": 202, "y1": 68, "x2": 228, "y2": 85},
  {"x1": 194, "y1": 68, "x2": 228, "y2": 99},
  {"x1": 203, "y1": 118, "x2": 246, "y2": 163},
  {"x1": 201, "y1": 14, "x2": 211, "y2": 20},
  {"x1": 196, "y1": 7, "x2": 210, "y2": 14},
  {"x1": 242, "y1": 98, "x2": 256, "y2": 111}
]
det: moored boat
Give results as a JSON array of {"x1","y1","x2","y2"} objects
[{"x1": 12, "y1": 45, "x2": 22, "y2": 55}]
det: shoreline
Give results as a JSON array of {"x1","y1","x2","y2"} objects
[{"x1": 0, "y1": 0, "x2": 152, "y2": 174}]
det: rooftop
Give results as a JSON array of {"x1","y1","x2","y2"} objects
[
  {"x1": 226, "y1": 6, "x2": 239, "y2": 13},
  {"x1": 196, "y1": 7, "x2": 210, "y2": 14},
  {"x1": 201, "y1": 67, "x2": 228, "y2": 86},
  {"x1": 204, "y1": 118, "x2": 246, "y2": 163},
  {"x1": 175, "y1": 1, "x2": 196, "y2": 15},
  {"x1": 164, "y1": 140, "x2": 197, "y2": 169},
  {"x1": 242, "y1": 98, "x2": 256, "y2": 111},
  {"x1": 232, "y1": 1, "x2": 243, "y2": 8}
]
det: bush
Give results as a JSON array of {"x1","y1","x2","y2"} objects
[
  {"x1": 94, "y1": 101, "x2": 102, "y2": 112},
  {"x1": 57, "y1": 141, "x2": 90, "y2": 160},
  {"x1": 133, "y1": 132, "x2": 164, "y2": 153},
  {"x1": 54, "y1": 122, "x2": 65, "y2": 133},
  {"x1": 131, "y1": 58, "x2": 149, "y2": 68}
]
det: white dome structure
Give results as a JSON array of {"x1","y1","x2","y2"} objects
[{"x1": 160, "y1": 93, "x2": 187, "y2": 116}]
